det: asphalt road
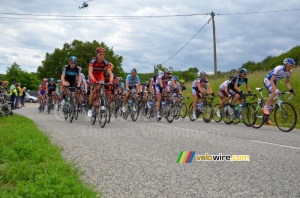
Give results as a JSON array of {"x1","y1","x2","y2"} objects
[{"x1": 16, "y1": 103, "x2": 300, "y2": 197}]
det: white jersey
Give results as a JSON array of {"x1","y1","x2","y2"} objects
[
  {"x1": 219, "y1": 80, "x2": 230, "y2": 91},
  {"x1": 167, "y1": 81, "x2": 180, "y2": 91},
  {"x1": 265, "y1": 65, "x2": 291, "y2": 83}
]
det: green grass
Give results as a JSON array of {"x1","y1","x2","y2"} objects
[
  {"x1": 184, "y1": 67, "x2": 300, "y2": 129},
  {"x1": 0, "y1": 115, "x2": 99, "y2": 197}
]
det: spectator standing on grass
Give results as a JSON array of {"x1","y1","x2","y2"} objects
[{"x1": 10, "y1": 82, "x2": 17, "y2": 109}]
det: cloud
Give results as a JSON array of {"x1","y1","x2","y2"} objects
[{"x1": 0, "y1": 0, "x2": 299, "y2": 75}]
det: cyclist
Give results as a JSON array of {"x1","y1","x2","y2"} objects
[
  {"x1": 38, "y1": 78, "x2": 48, "y2": 111},
  {"x1": 262, "y1": 58, "x2": 296, "y2": 115},
  {"x1": 179, "y1": 79, "x2": 189, "y2": 99},
  {"x1": 122, "y1": 68, "x2": 140, "y2": 112},
  {"x1": 155, "y1": 67, "x2": 175, "y2": 118},
  {"x1": 46, "y1": 78, "x2": 57, "y2": 109},
  {"x1": 191, "y1": 71, "x2": 213, "y2": 120},
  {"x1": 168, "y1": 76, "x2": 182, "y2": 103},
  {"x1": 216, "y1": 75, "x2": 235, "y2": 117},
  {"x1": 88, "y1": 47, "x2": 113, "y2": 117},
  {"x1": 61, "y1": 56, "x2": 82, "y2": 106},
  {"x1": 227, "y1": 68, "x2": 251, "y2": 114},
  {"x1": 56, "y1": 80, "x2": 62, "y2": 108},
  {"x1": 77, "y1": 73, "x2": 88, "y2": 110}
]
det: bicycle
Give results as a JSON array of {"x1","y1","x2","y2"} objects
[
  {"x1": 123, "y1": 90, "x2": 140, "y2": 121},
  {"x1": 222, "y1": 93, "x2": 256, "y2": 126},
  {"x1": 188, "y1": 93, "x2": 215, "y2": 123},
  {"x1": 0, "y1": 90, "x2": 13, "y2": 117},
  {"x1": 47, "y1": 94, "x2": 54, "y2": 114},
  {"x1": 213, "y1": 98, "x2": 231, "y2": 123},
  {"x1": 90, "y1": 82, "x2": 108, "y2": 128},
  {"x1": 153, "y1": 92, "x2": 175, "y2": 123},
  {"x1": 63, "y1": 87, "x2": 77, "y2": 123},
  {"x1": 39, "y1": 94, "x2": 47, "y2": 113},
  {"x1": 248, "y1": 90, "x2": 297, "y2": 132},
  {"x1": 173, "y1": 94, "x2": 188, "y2": 120}
]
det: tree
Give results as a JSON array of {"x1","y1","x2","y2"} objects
[{"x1": 37, "y1": 39, "x2": 125, "y2": 80}]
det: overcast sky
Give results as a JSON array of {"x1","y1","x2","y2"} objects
[{"x1": 0, "y1": 0, "x2": 299, "y2": 75}]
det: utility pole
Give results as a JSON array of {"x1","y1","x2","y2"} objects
[{"x1": 211, "y1": 11, "x2": 217, "y2": 80}]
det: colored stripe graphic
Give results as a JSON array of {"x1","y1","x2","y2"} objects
[
  {"x1": 176, "y1": 151, "x2": 186, "y2": 163},
  {"x1": 185, "y1": 151, "x2": 196, "y2": 163}
]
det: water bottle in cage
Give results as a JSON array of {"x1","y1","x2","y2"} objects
[{"x1": 161, "y1": 101, "x2": 166, "y2": 107}]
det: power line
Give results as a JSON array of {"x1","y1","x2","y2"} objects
[
  {"x1": 217, "y1": 8, "x2": 300, "y2": 15},
  {"x1": 160, "y1": 17, "x2": 212, "y2": 65}
]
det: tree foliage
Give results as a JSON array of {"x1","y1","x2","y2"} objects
[
  {"x1": 5, "y1": 62, "x2": 40, "y2": 90},
  {"x1": 37, "y1": 39, "x2": 125, "y2": 81}
]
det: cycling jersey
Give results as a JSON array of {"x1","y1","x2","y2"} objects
[
  {"x1": 181, "y1": 85, "x2": 187, "y2": 91},
  {"x1": 126, "y1": 74, "x2": 140, "y2": 89},
  {"x1": 192, "y1": 77, "x2": 209, "y2": 88},
  {"x1": 228, "y1": 75, "x2": 248, "y2": 89},
  {"x1": 219, "y1": 80, "x2": 230, "y2": 91},
  {"x1": 47, "y1": 83, "x2": 57, "y2": 94},
  {"x1": 265, "y1": 65, "x2": 291, "y2": 83},
  {"x1": 39, "y1": 82, "x2": 48, "y2": 95},
  {"x1": 89, "y1": 57, "x2": 112, "y2": 83},
  {"x1": 167, "y1": 81, "x2": 181, "y2": 92},
  {"x1": 264, "y1": 65, "x2": 291, "y2": 93},
  {"x1": 62, "y1": 64, "x2": 81, "y2": 87}
]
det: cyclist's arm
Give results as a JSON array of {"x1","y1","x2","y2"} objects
[
  {"x1": 233, "y1": 81, "x2": 241, "y2": 93},
  {"x1": 136, "y1": 82, "x2": 141, "y2": 93},
  {"x1": 285, "y1": 77, "x2": 291, "y2": 90},
  {"x1": 125, "y1": 80, "x2": 129, "y2": 90},
  {"x1": 159, "y1": 78, "x2": 163, "y2": 88},
  {"x1": 106, "y1": 67, "x2": 113, "y2": 82},
  {"x1": 206, "y1": 83, "x2": 213, "y2": 94},
  {"x1": 61, "y1": 74, "x2": 66, "y2": 86},
  {"x1": 88, "y1": 65, "x2": 95, "y2": 82},
  {"x1": 77, "y1": 75, "x2": 81, "y2": 87},
  {"x1": 197, "y1": 82, "x2": 206, "y2": 93}
]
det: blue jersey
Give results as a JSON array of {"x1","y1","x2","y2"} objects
[
  {"x1": 126, "y1": 75, "x2": 140, "y2": 88},
  {"x1": 228, "y1": 75, "x2": 248, "y2": 88}
]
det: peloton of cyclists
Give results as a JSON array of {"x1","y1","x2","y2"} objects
[{"x1": 46, "y1": 78, "x2": 57, "y2": 109}]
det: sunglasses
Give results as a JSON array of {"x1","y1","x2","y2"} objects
[{"x1": 70, "y1": 61, "x2": 77, "y2": 64}]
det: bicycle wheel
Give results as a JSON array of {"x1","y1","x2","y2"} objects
[
  {"x1": 98, "y1": 96, "x2": 108, "y2": 128},
  {"x1": 222, "y1": 104, "x2": 233, "y2": 125},
  {"x1": 91, "y1": 106, "x2": 97, "y2": 125},
  {"x1": 173, "y1": 102, "x2": 180, "y2": 120},
  {"x1": 107, "y1": 101, "x2": 114, "y2": 123},
  {"x1": 248, "y1": 103, "x2": 264, "y2": 129},
  {"x1": 131, "y1": 101, "x2": 140, "y2": 121},
  {"x1": 274, "y1": 102, "x2": 297, "y2": 132},
  {"x1": 74, "y1": 98, "x2": 79, "y2": 120},
  {"x1": 57, "y1": 99, "x2": 61, "y2": 111},
  {"x1": 166, "y1": 102, "x2": 174, "y2": 123},
  {"x1": 180, "y1": 102, "x2": 187, "y2": 118},
  {"x1": 241, "y1": 104, "x2": 254, "y2": 127},
  {"x1": 202, "y1": 103, "x2": 213, "y2": 123},
  {"x1": 63, "y1": 104, "x2": 68, "y2": 121},
  {"x1": 47, "y1": 99, "x2": 51, "y2": 114},
  {"x1": 69, "y1": 106, "x2": 74, "y2": 123},
  {"x1": 213, "y1": 104, "x2": 222, "y2": 122}
]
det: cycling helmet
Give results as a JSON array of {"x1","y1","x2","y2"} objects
[
  {"x1": 229, "y1": 75, "x2": 235, "y2": 80},
  {"x1": 69, "y1": 56, "x2": 77, "y2": 62},
  {"x1": 283, "y1": 58, "x2": 295, "y2": 66},
  {"x1": 199, "y1": 71, "x2": 207, "y2": 77},
  {"x1": 95, "y1": 47, "x2": 105, "y2": 54},
  {"x1": 57, "y1": 80, "x2": 61, "y2": 83},
  {"x1": 118, "y1": 77, "x2": 123, "y2": 81},
  {"x1": 131, "y1": 68, "x2": 137, "y2": 73},
  {"x1": 49, "y1": 78, "x2": 55, "y2": 82},
  {"x1": 179, "y1": 79, "x2": 185, "y2": 84},
  {"x1": 165, "y1": 67, "x2": 172, "y2": 74},
  {"x1": 173, "y1": 75, "x2": 178, "y2": 81},
  {"x1": 43, "y1": 78, "x2": 47, "y2": 81},
  {"x1": 158, "y1": 70, "x2": 164, "y2": 76},
  {"x1": 239, "y1": 68, "x2": 247, "y2": 74}
]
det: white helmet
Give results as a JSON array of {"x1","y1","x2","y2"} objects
[
  {"x1": 199, "y1": 71, "x2": 207, "y2": 77},
  {"x1": 165, "y1": 67, "x2": 172, "y2": 74},
  {"x1": 158, "y1": 70, "x2": 164, "y2": 75}
]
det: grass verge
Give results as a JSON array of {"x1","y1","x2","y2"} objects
[{"x1": 0, "y1": 115, "x2": 99, "y2": 197}]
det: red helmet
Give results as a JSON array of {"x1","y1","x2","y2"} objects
[{"x1": 95, "y1": 47, "x2": 105, "y2": 54}]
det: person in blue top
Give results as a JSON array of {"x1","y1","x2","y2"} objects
[
  {"x1": 122, "y1": 68, "x2": 140, "y2": 112},
  {"x1": 262, "y1": 58, "x2": 296, "y2": 115}
]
